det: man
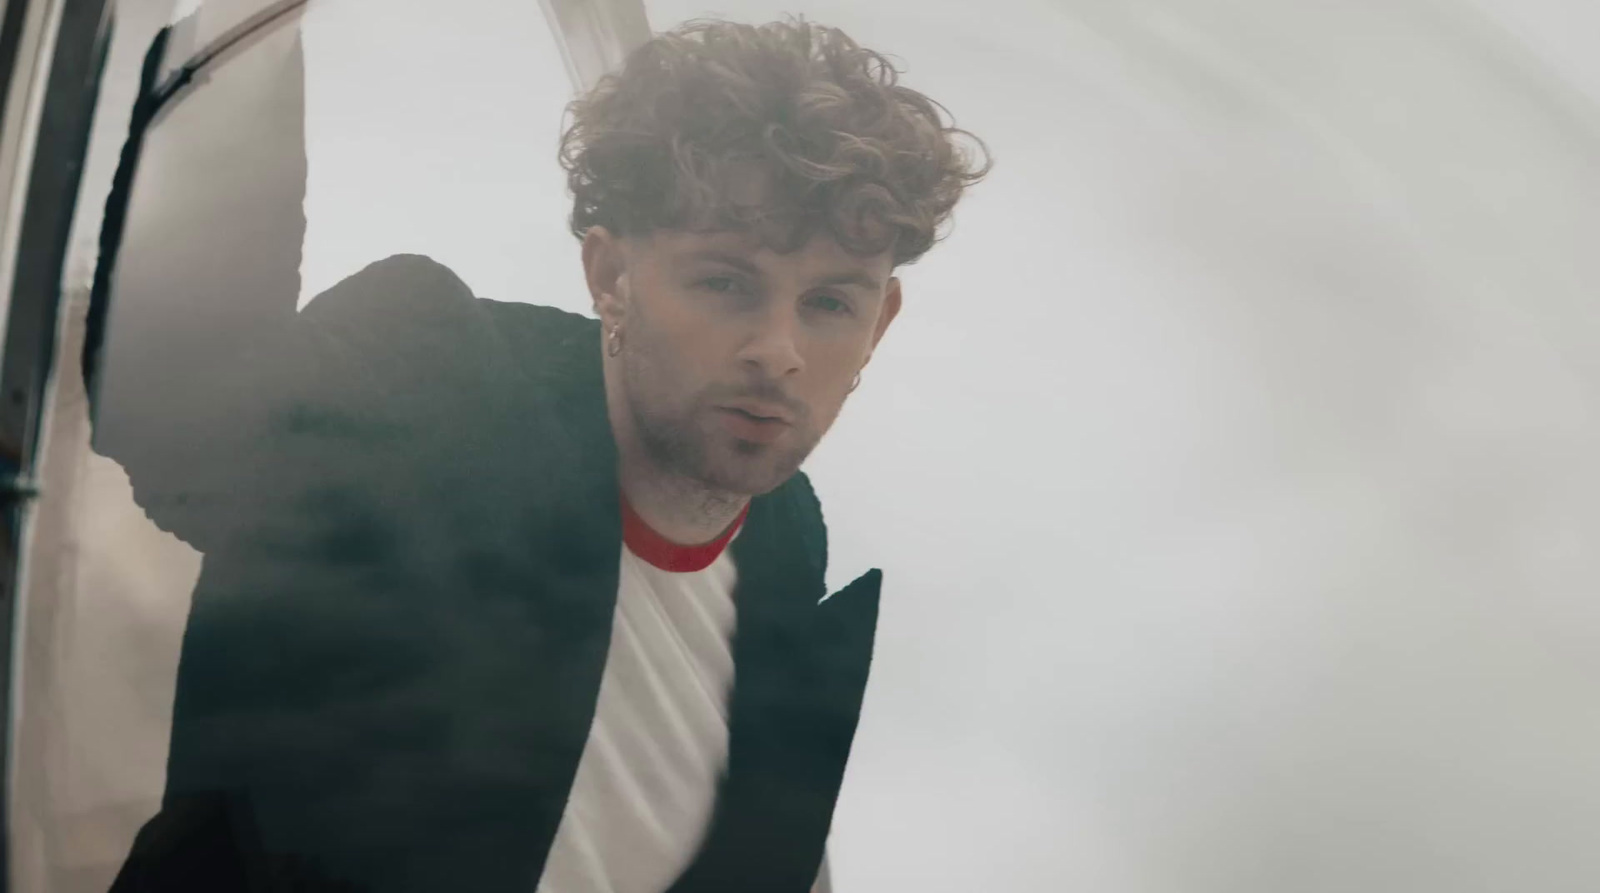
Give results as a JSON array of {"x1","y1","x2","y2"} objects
[{"x1": 108, "y1": 16, "x2": 988, "y2": 893}]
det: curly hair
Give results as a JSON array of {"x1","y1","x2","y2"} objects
[{"x1": 558, "y1": 16, "x2": 992, "y2": 268}]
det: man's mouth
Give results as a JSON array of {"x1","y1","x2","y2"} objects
[
  {"x1": 719, "y1": 401, "x2": 795, "y2": 425},
  {"x1": 716, "y1": 407, "x2": 791, "y2": 443}
]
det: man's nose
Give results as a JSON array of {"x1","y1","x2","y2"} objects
[{"x1": 738, "y1": 308, "x2": 805, "y2": 379}]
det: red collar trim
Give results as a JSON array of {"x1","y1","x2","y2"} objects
[{"x1": 620, "y1": 492, "x2": 749, "y2": 573}]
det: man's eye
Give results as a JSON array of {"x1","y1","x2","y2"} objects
[
  {"x1": 809, "y1": 294, "x2": 853, "y2": 315},
  {"x1": 701, "y1": 277, "x2": 741, "y2": 294}
]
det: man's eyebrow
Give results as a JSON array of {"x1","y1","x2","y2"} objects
[
  {"x1": 686, "y1": 250, "x2": 763, "y2": 277},
  {"x1": 812, "y1": 271, "x2": 883, "y2": 292},
  {"x1": 685, "y1": 250, "x2": 883, "y2": 291}
]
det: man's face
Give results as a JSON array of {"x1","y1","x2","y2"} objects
[{"x1": 588, "y1": 226, "x2": 902, "y2": 497}]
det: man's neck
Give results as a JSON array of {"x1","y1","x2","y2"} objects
[{"x1": 617, "y1": 459, "x2": 749, "y2": 547}]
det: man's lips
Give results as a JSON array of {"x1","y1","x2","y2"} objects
[
  {"x1": 718, "y1": 402, "x2": 794, "y2": 425},
  {"x1": 716, "y1": 406, "x2": 791, "y2": 443}
]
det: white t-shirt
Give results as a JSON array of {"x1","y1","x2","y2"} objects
[{"x1": 535, "y1": 503, "x2": 745, "y2": 893}]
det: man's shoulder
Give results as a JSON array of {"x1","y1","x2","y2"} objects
[
  {"x1": 304, "y1": 254, "x2": 595, "y2": 336},
  {"x1": 293, "y1": 254, "x2": 599, "y2": 379},
  {"x1": 299, "y1": 254, "x2": 472, "y2": 328}
]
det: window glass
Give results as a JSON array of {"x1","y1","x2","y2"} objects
[{"x1": 9, "y1": 1, "x2": 1600, "y2": 892}]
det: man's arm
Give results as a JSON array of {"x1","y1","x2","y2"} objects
[{"x1": 110, "y1": 254, "x2": 504, "y2": 891}]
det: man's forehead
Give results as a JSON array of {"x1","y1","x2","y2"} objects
[{"x1": 645, "y1": 228, "x2": 892, "y2": 281}]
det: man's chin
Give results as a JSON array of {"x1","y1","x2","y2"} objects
[
  {"x1": 698, "y1": 464, "x2": 795, "y2": 498},
  {"x1": 698, "y1": 445, "x2": 807, "y2": 497}
]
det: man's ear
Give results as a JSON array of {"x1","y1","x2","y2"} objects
[
  {"x1": 868, "y1": 276, "x2": 904, "y2": 357},
  {"x1": 582, "y1": 226, "x2": 628, "y2": 327}
]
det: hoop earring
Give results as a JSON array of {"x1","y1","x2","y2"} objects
[
  {"x1": 606, "y1": 325, "x2": 623, "y2": 358},
  {"x1": 848, "y1": 370, "x2": 862, "y2": 394}
]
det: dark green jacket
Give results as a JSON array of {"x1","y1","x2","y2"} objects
[{"x1": 109, "y1": 253, "x2": 882, "y2": 893}]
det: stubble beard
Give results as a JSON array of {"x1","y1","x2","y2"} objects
[{"x1": 621, "y1": 347, "x2": 817, "y2": 498}]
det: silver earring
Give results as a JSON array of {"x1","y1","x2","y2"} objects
[
  {"x1": 606, "y1": 325, "x2": 623, "y2": 357},
  {"x1": 848, "y1": 370, "x2": 862, "y2": 394}
]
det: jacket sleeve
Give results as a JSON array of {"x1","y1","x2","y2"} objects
[
  {"x1": 109, "y1": 254, "x2": 498, "y2": 892},
  {"x1": 98, "y1": 253, "x2": 484, "y2": 554}
]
